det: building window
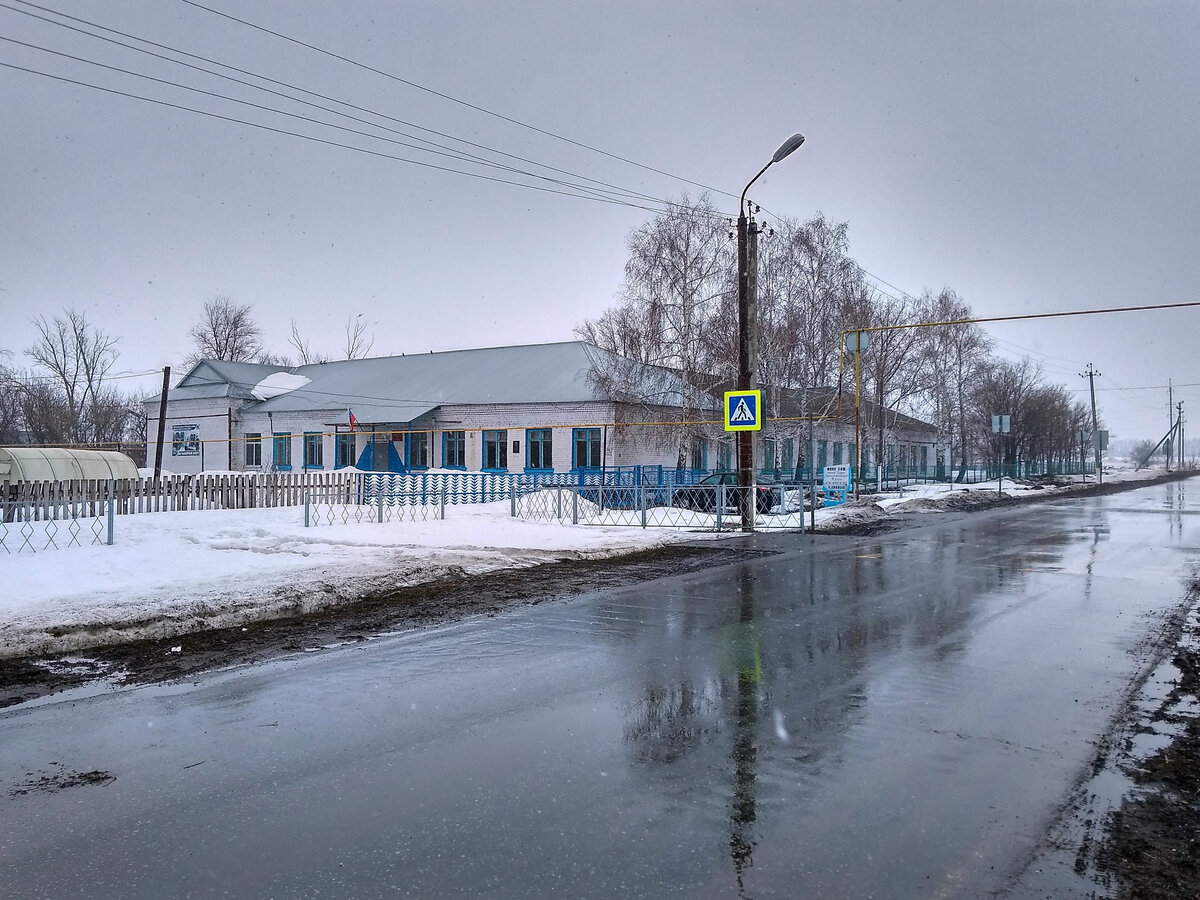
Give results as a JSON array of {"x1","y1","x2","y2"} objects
[
  {"x1": 690, "y1": 437, "x2": 707, "y2": 471},
  {"x1": 761, "y1": 438, "x2": 777, "y2": 472},
  {"x1": 718, "y1": 440, "x2": 733, "y2": 472},
  {"x1": 406, "y1": 432, "x2": 429, "y2": 469},
  {"x1": 573, "y1": 427, "x2": 601, "y2": 469},
  {"x1": 335, "y1": 433, "x2": 354, "y2": 469},
  {"x1": 921, "y1": 445, "x2": 929, "y2": 473},
  {"x1": 483, "y1": 429, "x2": 507, "y2": 470},
  {"x1": 817, "y1": 440, "x2": 828, "y2": 469},
  {"x1": 273, "y1": 432, "x2": 292, "y2": 470},
  {"x1": 304, "y1": 432, "x2": 323, "y2": 469},
  {"x1": 244, "y1": 433, "x2": 262, "y2": 467},
  {"x1": 443, "y1": 431, "x2": 466, "y2": 468},
  {"x1": 782, "y1": 438, "x2": 794, "y2": 472},
  {"x1": 526, "y1": 428, "x2": 552, "y2": 470},
  {"x1": 833, "y1": 442, "x2": 843, "y2": 466}
]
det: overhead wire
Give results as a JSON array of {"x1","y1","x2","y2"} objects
[
  {"x1": 0, "y1": 59, "x2": 682, "y2": 213},
  {"x1": 177, "y1": 0, "x2": 740, "y2": 203},
  {"x1": 2, "y1": 1, "x2": 686, "y2": 211}
]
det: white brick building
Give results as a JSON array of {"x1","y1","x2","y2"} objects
[{"x1": 145, "y1": 342, "x2": 942, "y2": 479}]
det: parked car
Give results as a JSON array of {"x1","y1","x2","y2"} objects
[{"x1": 671, "y1": 472, "x2": 775, "y2": 515}]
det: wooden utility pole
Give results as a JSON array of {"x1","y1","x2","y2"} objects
[
  {"x1": 153, "y1": 366, "x2": 170, "y2": 479},
  {"x1": 1081, "y1": 363, "x2": 1102, "y2": 484},
  {"x1": 1167, "y1": 380, "x2": 1174, "y2": 471},
  {"x1": 1178, "y1": 401, "x2": 1185, "y2": 469}
]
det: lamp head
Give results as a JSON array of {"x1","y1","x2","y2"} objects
[{"x1": 771, "y1": 133, "x2": 806, "y2": 163}]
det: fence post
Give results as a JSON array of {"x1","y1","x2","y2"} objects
[
  {"x1": 107, "y1": 479, "x2": 115, "y2": 545},
  {"x1": 377, "y1": 478, "x2": 384, "y2": 523},
  {"x1": 640, "y1": 482, "x2": 647, "y2": 528},
  {"x1": 572, "y1": 483, "x2": 579, "y2": 525},
  {"x1": 304, "y1": 490, "x2": 310, "y2": 528},
  {"x1": 716, "y1": 486, "x2": 723, "y2": 530},
  {"x1": 510, "y1": 481, "x2": 516, "y2": 518}
]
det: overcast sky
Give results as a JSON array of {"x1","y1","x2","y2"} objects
[{"x1": 2, "y1": 0, "x2": 1198, "y2": 442}]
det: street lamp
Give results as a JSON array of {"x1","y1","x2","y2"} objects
[{"x1": 737, "y1": 132, "x2": 805, "y2": 532}]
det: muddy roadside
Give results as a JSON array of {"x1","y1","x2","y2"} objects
[
  {"x1": 1096, "y1": 582, "x2": 1200, "y2": 899},
  {"x1": 0, "y1": 543, "x2": 777, "y2": 709}
]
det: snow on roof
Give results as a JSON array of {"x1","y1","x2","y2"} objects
[{"x1": 250, "y1": 371, "x2": 312, "y2": 401}]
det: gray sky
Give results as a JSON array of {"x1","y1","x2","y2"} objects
[{"x1": 2, "y1": 0, "x2": 1198, "y2": 442}]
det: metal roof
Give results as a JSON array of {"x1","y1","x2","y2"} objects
[{"x1": 241, "y1": 342, "x2": 614, "y2": 423}]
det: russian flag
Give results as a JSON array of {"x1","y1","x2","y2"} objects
[{"x1": 348, "y1": 408, "x2": 358, "y2": 432}]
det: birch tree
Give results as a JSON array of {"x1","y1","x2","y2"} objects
[
  {"x1": 187, "y1": 295, "x2": 264, "y2": 365},
  {"x1": 577, "y1": 194, "x2": 731, "y2": 464}
]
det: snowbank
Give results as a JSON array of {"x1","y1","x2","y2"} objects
[{"x1": 0, "y1": 503, "x2": 712, "y2": 659}]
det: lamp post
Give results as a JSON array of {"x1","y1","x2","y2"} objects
[
  {"x1": 737, "y1": 132, "x2": 805, "y2": 532},
  {"x1": 844, "y1": 331, "x2": 869, "y2": 499}
]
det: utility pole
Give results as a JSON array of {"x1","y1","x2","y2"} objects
[
  {"x1": 1080, "y1": 363, "x2": 1102, "y2": 484},
  {"x1": 735, "y1": 133, "x2": 805, "y2": 534},
  {"x1": 736, "y1": 205, "x2": 763, "y2": 531},
  {"x1": 1178, "y1": 401, "x2": 1185, "y2": 469},
  {"x1": 1167, "y1": 379, "x2": 1174, "y2": 471},
  {"x1": 153, "y1": 366, "x2": 170, "y2": 479}
]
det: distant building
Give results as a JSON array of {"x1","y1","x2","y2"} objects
[{"x1": 145, "y1": 341, "x2": 942, "y2": 479}]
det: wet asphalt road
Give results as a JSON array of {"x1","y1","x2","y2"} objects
[{"x1": 1, "y1": 481, "x2": 1197, "y2": 899}]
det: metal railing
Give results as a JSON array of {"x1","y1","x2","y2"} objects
[
  {"x1": 513, "y1": 481, "x2": 812, "y2": 531},
  {"x1": 1, "y1": 497, "x2": 115, "y2": 553}
]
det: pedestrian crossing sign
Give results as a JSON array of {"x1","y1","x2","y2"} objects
[{"x1": 724, "y1": 390, "x2": 762, "y2": 431}]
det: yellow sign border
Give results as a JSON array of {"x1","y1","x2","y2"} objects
[{"x1": 724, "y1": 390, "x2": 762, "y2": 432}]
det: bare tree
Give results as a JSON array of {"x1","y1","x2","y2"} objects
[
  {"x1": 1129, "y1": 438, "x2": 1160, "y2": 468},
  {"x1": 577, "y1": 194, "x2": 731, "y2": 465},
  {"x1": 343, "y1": 314, "x2": 375, "y2": 359},
  {"x1": 0, "y1": 354, "x2": 22, "y2": 443},
  {"x1": 187, "y1": 295, "x2": 264, "y2": 365},
  {"x1": 26, "y1": 308, "x2": 120, "y2": 444},
  {"x1": 288, "y1": 318, "x2": 328, "y2": 365},
  {"x1": 916, "y1": 289, "x2": 991, "y2": 480},
  {"x1": 859, "y1": 292, "x2": 924, "y2": 472},
  {"x1": 287, "y1": 314, "x2": 374, "y2": 364}
]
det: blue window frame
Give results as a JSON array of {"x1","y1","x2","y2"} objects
[
  {"x1": 526, "y1": 428, "x2": 552, "y2": 471},
  {"x1": 304, "y1": 432, "x2": 323, "y2": 469},
  {"x1": 335, "y1": 433, "x2": 354, "y2": 469},
  {"x1": 717, "y1": 439, "x2": 733, "y2": 472},
  {"x1": 833, "y1": 442, "x2": 843, "y2": 466},
  {"x1": 483, "y1": 429, "x2": 507, "y2": 471},
  {"x1": 761, "y1": 438, "x2": 777, "y2": 472},
  {"x1": 405, "y1": 432, "x2": 429, "y2": 469},
  {"x1": 690, "y1": 437, "x2": 707, "y2": 471},
  {"x1": 244, "y1": 433, "x2": 262, "y2": 468},
  {"x1": 572, "y1": 427, "x2": 601, "y2": 469},
  {"x1": 782, "y1": 438, "x2": 794, "y2": 472},
  {"x1": 442, "y1": 431, "x2": 466, "y2": 468},
  {"x1": 273, "y1": 432, "x2": 292, "y2": 470}
]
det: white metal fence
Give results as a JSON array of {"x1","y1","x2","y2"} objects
[{"x1": 0, "y1": 497, "x2": 115, "y2": 553}]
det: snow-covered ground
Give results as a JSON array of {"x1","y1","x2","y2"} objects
[{"x1": 0, "y1": 463, "x2": 1180, "y2": 659}]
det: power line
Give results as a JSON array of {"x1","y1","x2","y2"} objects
[
  {"x1": 0, "y1": 60, "x2": 680, "y2": 214},
  {"x1": 0, "y1": 35, "x2": 668, "y2": 210},
  {"x1": 2, "y1": 1, "x2": 681, "y2": 210},
  {"x1": 178, "y1": 0, "x2": 739, "y2": 202}
]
